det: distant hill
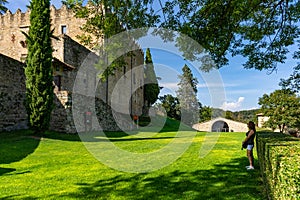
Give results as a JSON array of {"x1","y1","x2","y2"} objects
[{"x1": 211, "y1": 108, "x2": 260, "y2": 123}]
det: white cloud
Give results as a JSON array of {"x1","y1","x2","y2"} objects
[
  {"x1": 221, "y1": 97, "x2": 245, "y2": 111},
  {"x1": 160, "y1": 82, "x2": 178, "y2": 90}
]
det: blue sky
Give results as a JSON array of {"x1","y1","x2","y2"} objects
[
  {"x1": 149, "y1": 48, "x2": 296, "y2": 111},
  {"x1": 5, "y1": 0, "x2": 297, "y2": 111}
]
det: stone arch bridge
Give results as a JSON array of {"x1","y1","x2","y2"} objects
[{"x1": 192, "y1": 117, "x2": 248, "y2": 132}]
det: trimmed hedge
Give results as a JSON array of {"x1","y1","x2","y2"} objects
[{"x1": 256, "y1": 132, "x2": 300, "y2": 200}]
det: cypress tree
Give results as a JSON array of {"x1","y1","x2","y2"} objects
[
  {"x1": 144, "y1": 48, "x2": 160, "y2": 109},
  {"x1": 25, "y1": 0, "x2": 53, "y2": 134},
  {"x1": 0, "y1": 0, "x2": 8, "y2": 14}
]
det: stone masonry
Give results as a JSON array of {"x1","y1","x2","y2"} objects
[
  {"x1": 0, "y1": 54, "x2": 27, "y2": 131},
  {"x1": 0, "y1": 5, "x2": 145, "y2": 133}
]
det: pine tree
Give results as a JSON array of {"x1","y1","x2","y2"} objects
[
  {"x1": 24, "y1": 0, "x2": 53, "y2": 134},
  {"x1": 176, "y1": 64, "x2": 199, "y2": 126},
  {"x1": 144, "y1": 48, "x2": 160, "y2": 112}
]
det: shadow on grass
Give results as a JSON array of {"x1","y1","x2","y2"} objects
[
  {"x1": 0, "y1": 167, "x2": 16, "y2": 176},
  {"x1": 0, "y1": 130, "x2": 40, "y2": 163},
  {"x1": 0, "y1": 130, "x2": 40, "y2": 177},
  {"x1": 35, "y1": 117, "x2": 192, "y2": 143},
  {"x1": 60, "y1": 157, "x2": 264, "y2": 200},
  {"x1": 103, "y1": 117, "x2": 192, "y2": 136},
  {"x1": 42, "y1": 130, "x2": 81, "y2": 141}
]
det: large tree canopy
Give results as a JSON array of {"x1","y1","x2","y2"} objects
[
  {"x1": 62, "y1": 0, "x2": 160, "y2": 47},
  {"x1": 65, "y1": 0, "x2": 300, "y2": 90},
  {"x1": 161, "y1": 0, "x2": 300, "y2": 91},
  {"x1": 161, "y1": 0, "x2": 300, "y2": 71},
  {"x1": 63, "y1": 0, "x2": 160, "y2": 79}
]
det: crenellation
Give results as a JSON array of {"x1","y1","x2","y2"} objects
[
  {"x1": 21, "y1": 9, "x2": 30, "y2": 25},
  {"x1": 0, "y1": 4, "x2": 83, "y2": 38},
  {"x1": 0, "y1": 4, "x2": 86, "y2": 61},
  {"x1": 50, "y1": 5, "x2": 57, "y2": 11},
  {"x1": 5, "y1": 9, "x2": 12, "y2": 15}
]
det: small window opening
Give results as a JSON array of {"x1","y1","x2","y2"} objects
[
  {"x1": 123, "y1": 66, "x2": 126, "y2": 75},
  {"x1": 54, "y1": 75, "x2": 62, "y2": 91},
  {"x1": 61, "y1": 25, "x2": 67, "y2": 34}
]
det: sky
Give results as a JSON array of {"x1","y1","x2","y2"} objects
[{"x1": 4, "y1": 0, "x2": 297, "y2": 112}]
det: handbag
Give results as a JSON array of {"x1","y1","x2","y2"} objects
[{"x1": 242, "y1": 141, "x2": 248, "y2": 149}]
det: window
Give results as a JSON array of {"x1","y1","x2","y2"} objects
[
  {"x1": 61, "y1": 25, "x2": 67, "y2": 34},
  {"x1": 20, "y1": 41, "x2": 27, "y2": 48},
  {"x1": 54, "y1": 76, "x2": 62, "y2": 91}
]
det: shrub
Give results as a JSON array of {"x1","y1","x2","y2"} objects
[{"x1": 256, "y1": 132, "x2": 300, "y2": 200}]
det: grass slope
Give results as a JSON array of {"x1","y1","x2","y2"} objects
[{"x1": 0, "y1": 119, "x2": 264, "y2": 199}]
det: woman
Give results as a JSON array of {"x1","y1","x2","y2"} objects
[{"x1": 243, "y1": 121, "x2": 256, "y2": 170}]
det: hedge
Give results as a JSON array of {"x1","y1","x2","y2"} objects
[{"x1": 256, "y1": 132, "x2": 300, "y2": 200}]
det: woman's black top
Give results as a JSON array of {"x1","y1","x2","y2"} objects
[{"x1": 246, "y1": 130, "x2": 256, "y2": 145}]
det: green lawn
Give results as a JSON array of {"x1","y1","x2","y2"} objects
[{"x1": 0, "y1": 120, "x2": 264, "y2": 199}]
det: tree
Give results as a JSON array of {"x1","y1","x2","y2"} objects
[
  {"x1": 63, "y1": 0, "x2": 160, "y2": 81},
  {"x1": 161, "y1": 0, "x2": 300, "y2": 72},
  {"x1": 199, "y1": 105, "x2": 212, "y2": 122},
  {"x1": 144, "y1": 48, "x2": 160, "y2": 110},
  {"x1": 280, "y1": 63, "x2": 300, "y2": 93},
  {"x1": 63, "y1": 1, "x2": 300, "y2": 95},
  {"x1": 0, "y1": 0, "x2": 8, "y2": 14},
  {"x1": 63, "y1": 1, "x2": 300, "y2": 86},
  {"x1": 158, "y1": 94, "x2": 181, "y2": 120},
  {"x1": 62, "y1": 0, "x2": 83, "y2": 8},
  {"x1": 176, "y1": 64, "x2": 199, "y2": 126},
  {"x1": 258, "y1": 89, "x2": 300, "y2": 132},
  {"x1": 225, "y1": 110, "x2": 233, "y2": 120},
  {"x1": 24, "y1": 0, "x2": 53, "y2": 134},
  {"x1": 63, "y1": 0, "x2": 159, "y2": 41}
]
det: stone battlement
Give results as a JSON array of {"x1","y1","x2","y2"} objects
[
  {"x1": 0, "y1": 4, "x2": 86, "y2": 61},
  {"x1": 0, "y1": 5, "x2": 73, "y2": 27}
]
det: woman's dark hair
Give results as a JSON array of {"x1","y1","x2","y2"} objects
[{"x1": 248, "y1": 121, "x2": 256, "y2": 130}]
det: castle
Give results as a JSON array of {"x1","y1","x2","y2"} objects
[{"x1": 0, "y1": 5, "x2": 145, "y2": 133}]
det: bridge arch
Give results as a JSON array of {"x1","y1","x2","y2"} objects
[
  {"x1": 192, "y1": 117, "x2": 248, "y2": 132},
  {"x1": 211, "y1": 120, "x2": 229, "y2": 132}
]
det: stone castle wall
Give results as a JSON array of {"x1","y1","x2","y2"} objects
[
  {"x1": 0, "y1": 52, "x2": 140, "y2": 133},
  {"x1": 0, "y1": 5, "x2": 145, "y2": 133},
  {"x1": 0, "y1": 54, "x2": 27, "y2": 131}
]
